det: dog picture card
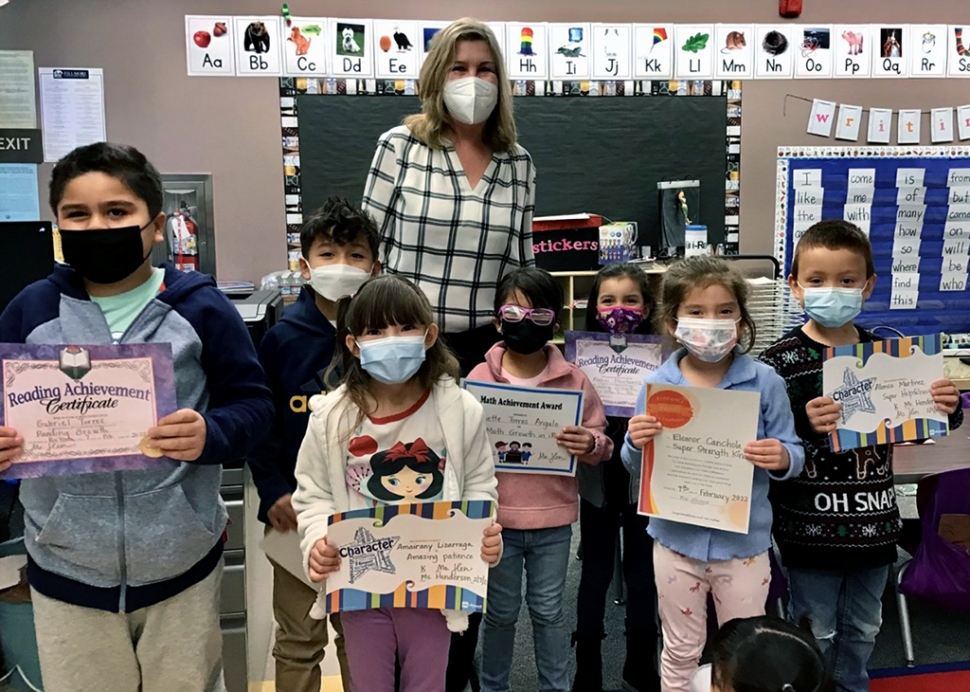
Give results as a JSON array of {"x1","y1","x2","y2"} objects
[
  {"x1": 233, "y1": 16, "x2": 283, "y2": 76},
  {"x1": 330, "y1": 18, "x2": 374, "y2": 77},
  {"x1": 505, "y1": 23, "x2": 549, "y2": 80},
  {"x1": 185, "y1": 15, "x2": 236, "y2": 76},
  {"x1": 633, "y1": 24, "x2": 674, "y2": 80},
  {"x1": 714, "y1": 24, "x2": 754, "y2": 79},
  {"x1": 281, "y1": 17, "x2": 328, "y2": 77},
  {"x1": 753, "y1": 25, "x2": 795, "y2": 78},
  {"x1": 374, "y1": 20, "x2": 419, "y2": 78},
  {"x1": 549, "y1": 23, "x2": 591, "y2": 80},
  {"x1": 591, "y1": 24, "x2": 632, "y2": 80},
  {"x1": 909, "y1": 24, "x2": 947, "y2": 77},
  {"x1": 673, "y1": 24, "x2": 715, "y2": 80},
  {"x1": 834, "y1": 25, "x2": 872, "y2": 78}
]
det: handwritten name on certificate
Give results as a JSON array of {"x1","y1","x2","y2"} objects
[
  {"x1": 638, "y1": 384, "x2": 759, "y2": 534},
  {"x1": 565, "y1": 331, "x2": 663, "y2": 417},
  {"x1": 323, "y1": 500, "x2": 495, "y2": 614},
  {"x1": 463, "y1": 381, "x2": 584, "y2": 475},
  {"x1": 823, "y1": 334, "x2": 948, "y2": 452},
  {"x1": 0, "y1": 343, "x2": 178, "y2": 479}
]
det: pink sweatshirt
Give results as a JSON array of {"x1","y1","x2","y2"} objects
[{"x1": 467, "y1": 343, "x2": 612, "y2": 530}]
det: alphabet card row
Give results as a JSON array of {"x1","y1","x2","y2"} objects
[{"x1": 186, "y1": 18, "x2": 970, "y2": 80}]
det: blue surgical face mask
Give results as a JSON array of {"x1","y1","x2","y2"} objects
[
  {"x1": 798, "y1": 284, "x2": 865, "y2": 328},
  {"x1": 356, "y1": 333, "x2": 427, "y2": 385}
]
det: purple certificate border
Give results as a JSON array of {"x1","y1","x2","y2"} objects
[
  {"x1": 564, "y1": 331, "x2": 665, "y2": 418},
  {"x1": 0, "y1": 343, "x2": 178, "y2": 479}
]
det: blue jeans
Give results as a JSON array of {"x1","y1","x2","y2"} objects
[
  {"x1": 787, "y1": 565, "x2": 891, "y2": 692},
  {"x1": 480, "y1": 525, "x2": 572, "y2": 692}
]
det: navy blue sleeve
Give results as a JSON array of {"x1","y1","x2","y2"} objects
[
  {"x1": 247, "y1": 329, "x2": 293, "y2": 522},
  {"x1": 0, "y1": 280, "x2": 61, "y2": 343},
  {"x1": 188, "y1": 288, "x2": 274, "y2": 466}
]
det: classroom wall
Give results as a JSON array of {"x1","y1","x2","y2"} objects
[{"x1": 3, "y1": 0, "x2": 970, "y2": 282}]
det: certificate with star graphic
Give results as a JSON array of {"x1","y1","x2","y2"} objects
[
  {"x1": 823, "y1": 334, "x2": 948, "y2": 452},
  {"x1": 322, "y1": 500, "x2": 495, "y2": 614}
]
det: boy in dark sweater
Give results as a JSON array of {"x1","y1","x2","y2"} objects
[
  {"x1": 249, "y1": 198, "x2": 380, "y2": 692},
  {"x1": 760, "y1": 220, "x2": 962, "y2": 692}
]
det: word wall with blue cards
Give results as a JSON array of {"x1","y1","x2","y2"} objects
[{"x1": 776, "y1": 147, "x2": 970, "y2": 337}]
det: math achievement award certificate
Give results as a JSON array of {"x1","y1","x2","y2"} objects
[
  {"x1": 638, "y1": 384, "x2": 759, "y2": 534},
  {"x1": 0, "y1": 343, "x2": 177, "y2": 479}
]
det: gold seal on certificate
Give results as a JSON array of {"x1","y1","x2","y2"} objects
[{"x1": 638, "y1": 383, "x2": 759, "y2": 534}]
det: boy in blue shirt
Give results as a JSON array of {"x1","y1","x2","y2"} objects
[
  {"x1": 249, "y1": 198, "x2": 380, "y2": 692},
  {"x1": 0, "y1": 142, "x2": 273, "y2": 692}
]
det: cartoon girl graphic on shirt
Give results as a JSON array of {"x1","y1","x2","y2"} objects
[{"x1": 366, "y1": 438, "x2": 445, "y2": 503}]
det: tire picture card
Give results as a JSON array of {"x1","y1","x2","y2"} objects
[
  {"x1": 714, "y1": 25, "x2": 754, "y2": 79},
  {"x1": 330, "y1": 18, "x2": 374, "y2": 77},
  {"x1": 233, "y1": 16, "x2": 283, "y2": 76},
  {"x1": 281, "y1": 17, "x2": 328, "y2": 77},
  {"x1": 505, "y1": 22, "x2": 548, "y2": 79},
  {"x1": 633, "y1": 24, "x2": 674, "y2": 79},
  {"x1": 374, "y1": 20, "x2": 419, "y2": 79},
  {"x1": 185, "y1": 15, "x2": 235, "y2": 76},
  {"x1": 549, "y1": 23, "x2": 591, "y2": 80},
  {"x1": 754, "y1": 25, "x2": 795, "y2": 78},
  {"x1": 834, "y1": 25, "x2": 872, "y2": 78},
  {"x1": 591, "y1": 23, "x2": 632, "y2": 80}
]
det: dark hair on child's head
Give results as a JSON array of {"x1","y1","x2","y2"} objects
[
  {"x1": 49, "y1": 143, "x2": 163, "y2": 218},
  {"x1": 791, "y1": 220, "x2": 874, "y2": 279},
  {"x1": 328, "y1": 275, "x2": 460, "y2": 430},
  {"x1": 300, "y1": 197, "x2": 380, "y2": 261},
  {"x1": 495, "y1": 267, "x2": 564, "y2": 317},
  {"x1": 584, "y1": 262, "x2": 656, "y2": 333},
  {"x1": 656, "y1": 256, "x2": 757, "y2": 353},
  {"x1": 367, "y1": 439, "x2": 444, "y2": 501},
  {"x1": 712, "y1": 617, "x2": 832, "y2": 692}
]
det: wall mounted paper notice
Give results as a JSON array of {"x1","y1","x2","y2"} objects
[
  {"x1": 872, "y1": 25, "x2": 908, "y2": 78},
  {"x1": 673, "y1": 24, "x2": 714, "y2": 80},
  {"x1": 868, "y1": 108, "x2": 893, "y2": 144},
  {"x1": 505, "y1": 22, "x2": 548, "y2": 79},
  {"x1": 282, "y1": 17, "x2": 330, "y2": 77},
  {"x1": 329, "y1": 18, "x2": 374, "y2": 77},
  {"x1": 638, "y1": 384, "x2": 759, "y2": 534},
  {"x1": 463, "y1": 381, "x2": 583, "y2": 476},
  {"x1": 633, "y1": 24, "x2": 674, "y2": 79},
  {"x1": 713, "y1": 25, "x2": 754, "y2": 80},
  {"x1": 754, "y1": 25, "x2": 795, "y2": 78},
  {"x1": 931, "y1": 108, "x2": 955, "y2": 143},
  {"x1": 794, "y1": 26, "x2": 834, "y2": 78},
  {"x1": 834, "y1": 25, "x2": 872, "y2": 78},
  {"x1": 835, "y1": 104, "x2": 863, "y2": 141},
  {"x1": 910, "y1": 25, "x2": 947, "y2": 77},
  {"x1": 549, "y1": 24, "x2": 591, "y2": 80},
  {"x1": 823, "y1": 335, "x2": 948, "y2": 452},
  {"x1": 806, "y1": 99, "x2": 836, "y2": 137},
  {"x1": 0, "y1": 164, "x2": 40, "y2": 221},
  {"x1": 564, "y1": 332, "x2": 663, "y2": 417},
  {"x1": 591, "y1": 24, "x2": 632, "y2": 80},
  {"x1": 897, "y1": 109, "x2": 922, "y2": 144},
  {"x1": 323, "y1": 500, "x2": 494, "y2": 614},
  {"x1": 38, "y1": 68, "x2": 106, "y2": 163},
  {"x1": 184, "y1": 15, "x2": 236, "y2": 76},
  {"x1": 372, "y1": 20, "x2": 418, "y2": 79},
  {"x1": 0, "y1": 51, "x2": 37, "y2": 128}
]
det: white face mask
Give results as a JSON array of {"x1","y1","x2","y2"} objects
[
  {"x1": 443, "y1": 77, "x2": 498, "y2": 125},
  {"x1": 308, "y1": 264, "x2": 371, "y2": 301},
  {"x1": 674, "y1": 317, "x2": 739, "y2": 363}
]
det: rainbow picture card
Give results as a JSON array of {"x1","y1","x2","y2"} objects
[
  {"x1": 323, "y1": 499, "x2": 495, "y2": 614},
  {"x1": 823, "y1": 334, "x2": 948, "y2": 452}
]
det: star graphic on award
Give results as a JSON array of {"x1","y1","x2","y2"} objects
[
  {"x1": 832, "y1": 368, "x2": 877, "y2": 423},
  {"x1": 342, "y1": 526, "x2": 399, "y2": 584}
]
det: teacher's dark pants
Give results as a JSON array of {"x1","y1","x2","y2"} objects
[{"x1": 442, "y1": 323, "x2": 502, "y2": 378}]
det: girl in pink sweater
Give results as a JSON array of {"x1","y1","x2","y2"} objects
[{"x1": 468, "y1": 267, "x2": 612, "y2": 692}]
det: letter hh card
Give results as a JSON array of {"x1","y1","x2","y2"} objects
[
  {"x1": 463, "y1": 381, "x2": 584, "y2": 475},
  {"x1": 324, "y1": 500, "x2": 495, "y2": 614},
  {"x1": 564, "y1": 332, "x2": 663, "y2": 417},
  {"x1": 823, "y1": 335, "x2": 948, "y2": 452},
  {"x1": 638, "y1": 384, "x2": 758, "y2": 534},
  {"x1": 0, "y1": 343, "x2": 177, "y2": 479}
]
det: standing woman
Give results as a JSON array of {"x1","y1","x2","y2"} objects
[{"x1": 362, "y1": 17, "x2": 536, "y2": 381}]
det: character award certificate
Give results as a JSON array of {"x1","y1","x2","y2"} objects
[
  {"x1": 0, "y1": 343, "x2": 178, "y2": 479},
  {"x1": 823, "y1": 334, "x2": 948, "y2": 452},
  {"x1": 463, "y1": 380, "x2": 584, "y2": 476},
  {"x1": 638, "y1": 384, "x2": 759, "y2": 534},
  {"x1": 564, "y1": 331, "x2": 663, "y2": 417},
  {"x1": 323, "y1": 500, "x2": 495, "y2": 614}
]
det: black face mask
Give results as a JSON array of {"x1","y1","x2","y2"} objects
[
  {"x1": 60, "y1": 223, "x2": 153, "y2": 285},
  {"x1": 501, "y1": 319, "x2": 553, "y2": 355}
]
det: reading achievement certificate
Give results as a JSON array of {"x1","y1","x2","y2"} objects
[
  {"x1": 638, "y1": 384, "x2": 759, "y2": 534},
  {"x1": 0, "y1": 343, "x2": 177, "y2": 479},
  {"x1": 564, "y1": 331, "x2": 663, "y2": 417}
]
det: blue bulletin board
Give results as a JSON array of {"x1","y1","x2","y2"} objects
[{"x1": 775, "y1": 147, "x2": 970, "y2": 337}]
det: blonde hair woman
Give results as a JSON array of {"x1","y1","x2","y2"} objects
[{"x1": 362, "y1": 17, "x2": 536, "y2": 380}]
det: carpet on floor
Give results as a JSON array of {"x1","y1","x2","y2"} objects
[{"x1": 870, "y1": 661, "x2": 970, "y2": 692}]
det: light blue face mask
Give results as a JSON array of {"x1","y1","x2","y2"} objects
[
  {"x1": 799, "y1": 285, "x2": 865, "y2": 328},
  {"x1": 356, "y1": 334, "x2": 427, "y2": 385}
]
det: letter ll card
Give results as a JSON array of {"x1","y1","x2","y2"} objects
[
  {"x1": 330, "y1": 18, "x2": 374, "y2": 77},
  {"x1": 185, "y1": 15, "x2": 236, "y2": 76},
  {"x1": 323, "y1": 500, "x2": 495, "y2": 614},
  {"x1": 233, "y1": 16, "x2": 283, "y2": 76},
  {"x1": 0, "y1": 343, "x2": 178, "y2": 479},
  {"x1": 374, "y1": 20, "x2": 419, "y2": 78},
  {"x1": 822, "y1": 335, "x2": 948, "y2": 452},
  {"x1": 673, "y1": 24, "x2": 715, "y2": 80},
  {"x1": 281, "y1": 17, "x2": 328, "y2": 77}
]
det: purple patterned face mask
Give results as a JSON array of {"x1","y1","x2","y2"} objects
[{"x1": 596, "y1": 307, "x2": 644, "y2": 335}]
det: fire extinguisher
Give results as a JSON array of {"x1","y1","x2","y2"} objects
[{"x1": 780, "y1": 0, "x2": 803, "y2": 18}]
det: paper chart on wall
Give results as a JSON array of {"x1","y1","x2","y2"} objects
[
  {"x1": 38, "y1": 68, "x2": 106, "y2": 163},
  {"x1": 0, "y1": 51, "x2": 37, "y2": 128}
]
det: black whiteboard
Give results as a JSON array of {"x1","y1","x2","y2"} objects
[{"x1": 296, "y1": 95, "x2": 728, "y2": 247}]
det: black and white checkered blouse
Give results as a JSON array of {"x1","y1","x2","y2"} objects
[{"x1": 362, "y1": 125, "x2": 536, "y2": 333}]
